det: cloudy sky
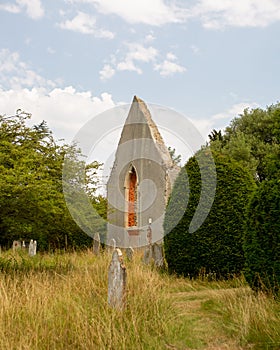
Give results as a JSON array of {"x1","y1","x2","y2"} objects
[{"x1": 1, "y1": 0, "x2": 280, "y2": 160}]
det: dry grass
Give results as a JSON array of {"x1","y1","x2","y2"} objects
[{"x1": 0, "y1": 250, "x2": 279, "y2": 349}]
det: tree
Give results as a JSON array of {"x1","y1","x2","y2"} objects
[
  {"x1": 0, "y1": 111, "x2": 105, "y2": 250},
  {"x1": 243, "y1": 179, "x2": 280, "y2": 295},
  {"x1": 164, "y1": 149, "x2": 256, "y2": 278},
  {"x1": 168, "y1": 146, "x2": 181, "y2": 166},
  {"x1": 209, "y1": 103, "x2": 280, "y2": 182}
]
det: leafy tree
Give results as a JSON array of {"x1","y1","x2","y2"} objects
[
  {"x1": 0, "y1": 111, "x2": 105, "y2": 250},
  {"x1": 243, "y1": 179, "x2": 280, "y2": 295},
  {"x1": 210, "y1": 103, "x2": 280, "y2": 182},
  {"x1": 164, "y1": 149, "x2": 256, "y2": 278}
]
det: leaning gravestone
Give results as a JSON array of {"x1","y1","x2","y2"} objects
[
  {"x1": 108, "y1": 249, "x2": 126, "y2": 309},
  {"x1": 93, "y1": 232, "x2": 100, "y2": 255}
]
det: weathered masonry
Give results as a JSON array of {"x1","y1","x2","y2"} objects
[{"x1": 107, "y1": 96, "x2": 179, "y2": 248}]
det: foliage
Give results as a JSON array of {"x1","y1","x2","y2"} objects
[
  {"x1": 168, "y1": 146, "x2": 181, "y2": 166},
  {"x1": 209, "y1": 103, "x2": 280, "y2": 182},
  {"x1": 243, "y1": 179, "x2": 280, "y2": 295},
  {"x1": 164, "y1": 149, "x2": 256, "y2": 278},
  {"x1": 0, "y1": 111, "x2": 105, "y2": 250}
]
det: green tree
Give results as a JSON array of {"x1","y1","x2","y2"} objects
[
  {"x1": 0, "y1": 111, "x2": 105, "y2": 250},
  {"x1": 243, "y1": 179, "x2": 280, "y2": 295},
  {"x1": 210, "y1": 103, "x2": 280, "y2": 182},
  {"x1": 164, "y1": 150, "x2": 256, "y2": 278}
]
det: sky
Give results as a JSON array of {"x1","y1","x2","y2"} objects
[{"x1": 1, "y1": 0, "x2": 280, "y2": 166}]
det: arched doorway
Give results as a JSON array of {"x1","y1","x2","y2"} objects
[{"x1": 126, "y1": 166, "x2": 137, "y2": 227}]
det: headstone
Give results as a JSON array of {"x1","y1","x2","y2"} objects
[
  {"x1": 147, "y1": 225, "x2": 152, "y2": 245},
  {"x1": 108, "y1": 250, "x2": 126, "y2": 309},
  {"x1": 152, "y1": 243, "x2": 164, "y2": 268},
  {"x1": 28, "y1": 239, "x2": 34, "y2": 256},
  {"x1": 126, "y1": 247, "x2": 134, "y2": 261},
  {"x1": 29, "y1": 240, "x2": 37, "y2": 256},
  {"x1": 22, "y1": 241, "x2": 26, "y2": 249},
  {"x1": 93, "y1": 232, "x2": 100, "y2": 255},
  {"x1": 33, "y1": 240, "x2": 37, "y2": 256},
  {"x1": 143, "y1": 245, "x2": 153, "y2": 265},
  {"x1": 12, "y1": 240, "x2": 21, "y2": 251}
]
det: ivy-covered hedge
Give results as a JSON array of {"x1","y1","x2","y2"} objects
[
  {"x1": 164, "y1": 149, "x2": 256, "y2": 278},
  {"x1": 243, "y1": 179, "x2": 280, "y2": 295}
]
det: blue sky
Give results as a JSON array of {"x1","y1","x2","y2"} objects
[{"x1": 1, "y1": 0, "x2": 280, "y2": 158}]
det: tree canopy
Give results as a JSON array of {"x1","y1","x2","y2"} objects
[{"x1": 0, "y1": 111, "x2": 105, "y2": 250}]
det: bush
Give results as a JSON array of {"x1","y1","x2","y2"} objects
[
  {"x1": 243, "y1": 179, "x2": 280, "y2": 295},
  {"x1": 164, "y1": 149, "x2": 255, "y2": 278}
]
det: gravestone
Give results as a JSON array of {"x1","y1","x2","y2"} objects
[
  {"x1": 29, "y1": 240, "x2": 37, "y2": 257},
  {"x1": 143, "y1": 245, "x2": 153, "y2": 265},
  {"x1": 153, "y1": 243, "x2": 164, "y2": 268},
  {"x1": 108, "y1": 249, "x2": 126, "y2": 309},
  {"x1": 93, "y1": 232, "x2": 100, "y2": 255},
  {"x1": 143, "y1": 243, "x2": 165, "y2": 268},
  {"x1": 12, "y1": 240, "x2": 21, "y2": 251},
  {"x1": 126, "y1": 247, "x2": 134, "y2": 261}
]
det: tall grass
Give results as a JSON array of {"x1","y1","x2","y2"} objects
[{"x1": 0, "y1": 250, "x2": 279, "y2": 349}]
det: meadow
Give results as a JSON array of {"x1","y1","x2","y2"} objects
[{"x1": 0, "y1": 250, "x2": 279, "y2": 350}]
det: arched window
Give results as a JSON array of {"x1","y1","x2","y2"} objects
[{"x1": 126, "y1": 166, "x2": 137, "y2": 227}]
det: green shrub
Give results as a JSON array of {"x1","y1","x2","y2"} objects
[
  {"x1": 164, "y1": 149, "x2": 255, "y2": 278},
  {"x1": 243, "y1": 179, "x2": 280, "y2": 295}
]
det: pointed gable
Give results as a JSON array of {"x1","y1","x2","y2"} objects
[{"x1": 107, "y1": 96, "x2": 179, "y2": 248}]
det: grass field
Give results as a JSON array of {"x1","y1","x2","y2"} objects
[{"x1": 0, "y1": 250, "x2": 279, "y2": 350}]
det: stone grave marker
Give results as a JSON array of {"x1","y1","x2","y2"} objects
[
  {"x1": 108, "y1": 249, "x2": 126, "y2": 309},
  {"x1": 12, "y1": 240, "x2": 21, "y2": 251},
  {"x1": 143, "y1": 245, "x2": 153, "y2": 265},
  {"x1": 29, "y1": 240, "x2": 37, "y2": 257},
  {"x1": 33, "y1": 240, "x2": 37, "y2": 256},
  {"x1": 153, "y1": 243, "x2": 164, "y2": 268},
  {"x1": 126, "y1": 247, "x2": 134, "y2": 261},
  {"x1": 93, "y1": 232, "x2": 100, "y2": 255}
]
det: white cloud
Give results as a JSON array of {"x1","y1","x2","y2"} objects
[
  {"x1": 0, "y1": 87, "x2": 116, "y2": 143},
  {"x1": 102, "y1": 43, "x2": 158, "y2": 77},
  {"x1": 0, "y1": 0, "x2": 44, "y2": 19},
  {"x1": 68, "y1": 0, "x2": 189, "y2": 26},
  {"x1": 166, "y1": 52, "x2": 177, "y2": 61},
  {"x1": 0, "y1": 3, "x2": 21, "y2": 14},
  {"x1": 154, "y1": 53, "x2": 186, "y2": 77},
  {"x1": 101, "y1": 44, "x2": 186, "y2": 79},
  {"x1": 145, "y1": 33, "x2": 156, "y2": 43},
  {"x1": 193, "y1": 0, "x2": 280, "y2": 29},
  {"x1": 100, "y1": 64, "x2": 115, "y2": 81},
  {"x1": 58, "y1": 11, "x2": 115, "y2": 38},
  {"x1": 0, "y1": 49, "x2": 57, "y2": 90},
  {"x1": 64, "y1": 0, "x2": 280, "y2": 29},
  {"x1": 211, "y1": 102, "x2": 259, "y2": 121},
  {"x1": 117, "y1": 60, "x2": 142, "y2": 74}
]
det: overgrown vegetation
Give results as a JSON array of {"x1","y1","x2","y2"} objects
[{"x1": 0, "y1": 250, "x2": 279, "y2": 350}]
